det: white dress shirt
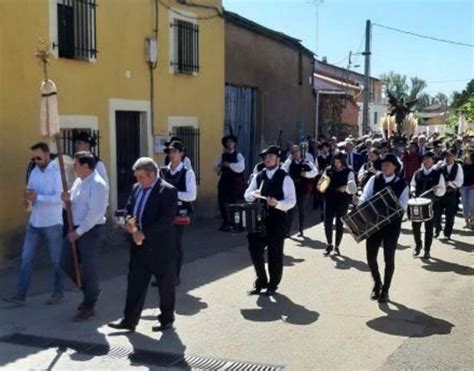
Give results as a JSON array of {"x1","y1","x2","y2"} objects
[
  {"x1": 27, "y1": 160, "x2": 63, "y2": 228},
  {"x1": 410, "y1": 166, "x2": 446, "y2": 197},
  {"x1": 214, "y1": 150, "x2": 245, "y2": 174},
  {"x1": 166, "y1": 162, "x2": 197, "y2": 202},
  {"x1": 244, "y1": 168, "x2": 296, "y2": 212},
  {"x1": 281, "y1": 157, "x2": 318, "y2": 179},
  {"x1": 360, "y1": 174, "x2": 409, "y2": 210},
  {"x1": 96, "y1": 160, "x2": 109, "y2": 184},
  {"x1": 444, "y1": 162, "x2": 464, "y2": 190},
  {"x1": 70, "y1": 170, "x2": 109, "y2": 236},
  {"x1": 161, "y1": 156, "x2": 193, "y2": 171}
]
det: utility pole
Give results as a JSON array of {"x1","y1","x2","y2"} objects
[{"x1": 362, "y1": 19, "x2": 371, "y2": 135}]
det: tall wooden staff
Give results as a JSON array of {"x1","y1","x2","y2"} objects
[{"x1": 35, "y1": 40, "x2": 81, "y2": 287}]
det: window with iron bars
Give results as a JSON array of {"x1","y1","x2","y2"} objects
[
  {"x1": 56, "y1": 0, "x2": 98, "y2": 60},
  {"x1": 60, "y1": 128, "x2": 101, "y2": 158},
  {"x1": 171, "y1": 127, "x2": 200, "y2": 184},
  {"x1": 170, "y1": 19, "x2": 200, "y2": 74}
]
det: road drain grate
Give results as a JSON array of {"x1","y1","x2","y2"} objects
[{"x1": 0, "y1": 333, "x2": 285, "y2": 370}]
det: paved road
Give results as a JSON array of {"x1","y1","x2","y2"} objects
[{"x1": 0, "y1": 211, "x2": 472, "y2": 370}]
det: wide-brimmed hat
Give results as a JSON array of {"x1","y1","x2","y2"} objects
[
  {"x1": 221, "y1": 135, "x2": 238, "y2": 147},
  {"x1": 164, "y1": 140, "x2": 185, "y2": 154},
  {"x1": 259, "y1": 145, "x2": 282, "y2": 158},
  {"x1": 164, "y1": 136, "x2": 181, "y2": 147},
  {"x1": 381, "y1": 153, "x2": 400, "y2": 170},
  {"x1": 73, "y1": 131, "x2": 96, "y2": 147}
]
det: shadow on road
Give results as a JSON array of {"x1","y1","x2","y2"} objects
[
  {"x1": 366, "y1": 301, "x2": 455, "y2": 337},
  {"x1": 240, "y1": 293, "x2": 319, "y2": 325},
  {"x1": 289, "y1": 235, "x2": 326, "y2": 250},
  {"x1": 420, "y1": 257, "x2": 474, "y2": 276},
  {"x1": 441, "y1": 238, "x2": 474, "y2": 253},
  {"x1": 329, "y1": 255, "x2": 369, "y2": 272}
]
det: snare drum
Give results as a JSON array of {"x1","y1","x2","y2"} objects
[
  {"x1": 226, "y1": 203, "x2": 267, "y2": 234},
  {"x1": 407, "y1": 198, "x2": 433, "y2": 222},
  {"x1": 342, "y1": 188, "x2": 404, "y2": 243}
]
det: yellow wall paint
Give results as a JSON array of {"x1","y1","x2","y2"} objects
[{"x1": 0, "y1": 0, "x2": 224, "y2": 263}]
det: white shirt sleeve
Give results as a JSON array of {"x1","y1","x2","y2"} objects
[
  {"x1": 275, "y1": 176, "x2": 297, "y2": 212},
  {"x1": 346, "y1": 171, "x2": 357, "y2": 195},
  {"x1": 302, "y1": 161, "x2": 318, "y2": 179},
  {"x1": 357, "y1": 165, "x2": 366, "y2": 183},
  {"x1": 399, "y1": 186, "x2": 409, "y2": 211},
  {"x1": 436, "y1": 174, "x2": 446, "y2": 197},
  {"x1": 213, "y1": 156, "x2": 222, "y2": 173},
  {"x1": 34, "y1": 169, "x2": 63, "y2": 205},
  {"x1": 229, "y1": 153, "x2": 245, "y2": 173},
  {"x1": 281, "y1": 158, "x2": 291, "y2": 173},
  {"x1": 184, "y1": 157, "x2": 193, "y2": 170},
  {"x1": 96, "y1": 161, "x2": 109, "y2": 184},
  {"x1": 244, "y1": 174, "x2": 258, "y2": 203},
  {"x1": 178, "y1": 169, "x2": 197, "y2": 202},
  {"x1": 359, "y1": 175, "x2": 375, "y2": 204},
  {"x1": 410, "y1": 171, "x2": 417, "y2": 194},
  {"x1": 76, "y1": 181, "x2": 109, "y2": 236},
  {"x1": 448, "y1": 165, "x2": 464, "y2": 189}
]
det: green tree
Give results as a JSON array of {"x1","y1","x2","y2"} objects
[
  {"x1": 380, "y1": 71, "x2": 427, "y2": 102},
  {"x1": 451, "y1": 79, "x2": 474, "y2": 108}
]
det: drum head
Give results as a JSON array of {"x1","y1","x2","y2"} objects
[{"x1": 408, "y1": 198, "x2": 431, "y2": 206}]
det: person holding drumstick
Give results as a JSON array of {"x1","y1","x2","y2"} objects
[
  {"x1": 359, "y1": 154, "x2": 409, "y2": 303},
  {"x1": 244, "y1": 145, "x2": 296, "y2": 296},
  {"x1": 322, "y1": 153, "x2": 357, "y2": 256},
  {"x1": 410, "y1": 151, "x2": 446, "y2": 258}
]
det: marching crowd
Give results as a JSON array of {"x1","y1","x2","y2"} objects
[{"x1": 3, "y1": 129, "x2": 473, "y2": 333}]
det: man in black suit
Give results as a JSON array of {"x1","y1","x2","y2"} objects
[
  {"x1": 344, "y1": 141, "x2": 363, "y2": 173},
  {"x1": 109, "y1": 157, "x2": 177, "y2": 332}
]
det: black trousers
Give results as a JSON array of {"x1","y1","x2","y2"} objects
[
  {"x1": 434, "y1": 192, "x2": 457, "y2": 237},
  {"x1": 324, "y1": 196, "x2": 349, "y2": 246},
  {"x1": 175, "y1": 224, "x2": 185, "y2": 279},
  {"x1": 123, "y1": 248, "x2": 176, "y2": 326},
  {"x1": 61, "y1": 224, "x2": 104, "y2": 309},
  {"x1": 412, "y1": 220, "x2": 434, "y2": 252},
  {"x1": 365, "y1": 220, "x2": 401, "y2": 291},
  {"x1": 218, "y1": 180, "x2": 240, "y2": 225},
  {"x1": 287, "y1": 191, "x2": 308, "y2": 233},
  {"x1": 247, "y1": 233, "x2": 285, "y2": 290}
]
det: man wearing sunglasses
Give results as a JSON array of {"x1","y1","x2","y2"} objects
[{"x1": 3, "y1": 143, "x2": 64, "y2": 306}]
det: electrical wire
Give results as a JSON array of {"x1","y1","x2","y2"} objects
[
  {"x1": 158, "y1": 0, "x2": 222, "y2": 20},
  {"x1": 373, "y1": 23, "x2": 474, "y2": 48}
]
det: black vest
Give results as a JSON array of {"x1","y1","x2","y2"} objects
[
  {"x1": 256, "y1": 168, "x2": 288, "y2": 236},
  {"x1": 414, "y1": 168, "x2": 441, "y2": 197},
  {"x1": 327, "y1": 167, "x2": 351, "y2": 189},
  {"x1": 373, "y1": 173, "x2": 407, "y2": 199},
  {"x1": 440, "y1": 162, "x2": 459, "y2": 183},
  {"x1": 160, "y1": 166, "x2": 192, "y2": 215},
  {"x1": 288, "y1": 160, "x2": 312, "y2": 182},
  {"x1": 220, "y1": 151, "x2": 244, "y2": 185}
]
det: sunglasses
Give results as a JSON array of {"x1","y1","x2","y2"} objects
[{"x1": 31, "y1": 157, "x2": 42, "y2": 161}]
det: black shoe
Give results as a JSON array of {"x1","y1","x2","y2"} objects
[
  {"x1": 152, "y1": 322, "x2": 174, "y2": 332},
  {"x1": 370, "y1": 285, "x2": 381, "y2": 301},
  {"x1": 298, "y1": 230, "x2": 304, "y2": 238},
  {"x1": 378, "y1": 290, "x2": 389, "y2": 303},
  {"x1": 324, "y1": 245, "x2": 333, "y2": 256},
  {"x1": 334, "y1": 247, "x2": 341, "y2": 256},
  {"x1": 265, "y1": 288, "x2": 277, "y2": 296},
  {"x1": 443, "y1": 235, "x2": 451, "y2": 241},
  {"x1": 247, "y1": 287, "x2": 265, "y2": 295},
  {"x1": 413, "y1": 248, "x2": 421, "y2": 257},
  {"x1": 434, "y1": 230, "x2": 440, "y2": 238},
  {"x1": 108, "y1": 321, "x2": 136, "y2": 332},
  {"x1": 423, "y1": 251, "x2": 431, "y2": 259}
]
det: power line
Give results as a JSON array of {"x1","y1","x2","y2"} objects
[
  {"x1": 372, "y1": 23, "x2": 474, "y2": 48},
  {"x1": 426, "y1": 79, "x2": 472, "y2": 84}
]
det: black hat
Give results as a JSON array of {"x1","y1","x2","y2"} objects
[
  {"x1": 422, "y1": 151, "x2": 435, "y2": 159},
  {"x1": 165, "y1": 136, "x2": 181, "y2": 147},
  {"x1": 381, "y1": 153, "x2": 400, "y2": 169},
  {"x1": 164, "y1": 140, "x2": 185, "y2": 154},
  {"x1": 447, "y1": 148, "x2": 457, "y2": 157},
  {"x1": 379, "y1": 141, "x2": 389, "y2": 148},
  {"x1": 432, "y1": 140, "x2": 443, "y2": 148},
  {"x1": 73, "y1": 131, "x2": 96, "y2": 147},
  {"x1": 221, "y1": 135, "x2": 237, "y2": 147},
  {"x1": 259, "y1": 145, "x2": 282, "y2": 158}
]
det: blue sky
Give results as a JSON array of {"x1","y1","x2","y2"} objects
[{"x1": 222, "y1": 0, "x2": 473, "y2": 97}]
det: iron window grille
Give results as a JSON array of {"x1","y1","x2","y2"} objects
[
  {"x1": 56, "y1": 0, "x2": 98, "y2": 60},
  {"x1": 170, "y1": 19, "x2": 200, "y2": 74}
]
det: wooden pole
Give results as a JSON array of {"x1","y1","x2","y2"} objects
[
  {"x1": 36, "y1": 41, "x2": 81, "y2": 287},
  {"x1": 55, "y1": 134, "x2": 82, "y2": 288}
]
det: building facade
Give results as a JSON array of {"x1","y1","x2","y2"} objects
[
  {"x1": 0, "y1": 0, "x2": 225, "y2": 263},
  {"x1": 224, "y1": 11, "x2": 315, "y2": 170}
]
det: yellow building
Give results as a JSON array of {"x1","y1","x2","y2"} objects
[{"x1": 0, "y1": 0, "x2": 225, "y2": 264}]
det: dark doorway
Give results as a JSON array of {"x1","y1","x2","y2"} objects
[{"x1": 116, "y1": 111, "x2": 141, "y2": 209}]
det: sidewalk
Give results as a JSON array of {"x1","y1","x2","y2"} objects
[{"x1": 0, "y1": 212, "x2": 472, "y2": 370}]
